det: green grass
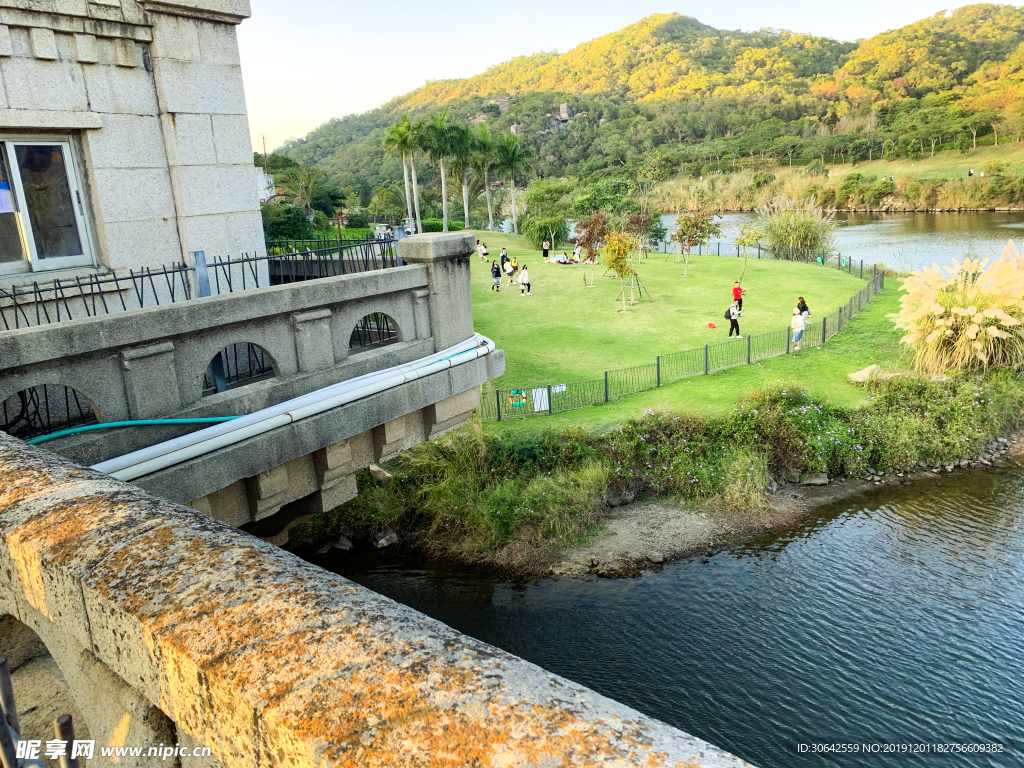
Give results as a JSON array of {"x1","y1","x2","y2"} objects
[
  {"x1": 471, "y1": 230, "x2": 866, "y2": 386},
  {"x1": 831, "y1": 141, "x2": 1024, "y2": 182},
  {"x1": 482, "y1": 284, "x2": 909, "y2": 435}
]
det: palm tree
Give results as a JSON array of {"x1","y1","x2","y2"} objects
[
  {"x1": 472, "y1": 125, "x2": 496, "y2": 231},
  {"x1": 278, "y1": 162, "x2": 323, "y2": 220},
  {"x1": 382, "y1": 116, "x2": 418, "y2": 231},
  {"x1": 493, "y1": 133, "x2": 533, "y2": 235},
  {"x1": 446, "y1": 124, "x2": 474, "y2": 230},
  {"x1": 417, "y1": 111, "x2": 463, "y2": 233}
]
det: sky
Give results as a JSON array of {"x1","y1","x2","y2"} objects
[{"x1": 238, "y1": 0, "x2": 1021, "y2": 152}]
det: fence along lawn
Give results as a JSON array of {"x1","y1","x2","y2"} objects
[{"x1": 470, "y1": 230, "x2": 869, "y2": 388}]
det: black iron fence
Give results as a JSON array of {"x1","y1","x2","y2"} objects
[
  {"x1": 654, "y1": 239, "x2": 868, "y2": 277},
  {"x1": 480, "y1": 272, "x2": 885, "y2": 421},
  {"x1": 0, "y1": 238, "x2": 401, "y2": 331}
]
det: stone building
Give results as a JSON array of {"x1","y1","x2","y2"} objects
[{"x1": 0, "y1": 0, "x2": 263, "y2": 284}]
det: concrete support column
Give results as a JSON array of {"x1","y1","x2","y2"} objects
[
  {"x1": 245, "y1": 463, "x2": 289, "y2": 521},
  {"x1": 397, "y1": 233, "x2": 475, "y2": 351},
  {"x1": 291, "y1": 308, "x2": 334, "y2": 371},
  {"x1": 412, "y1": 287, "x2": 431, "y2": 340},
  {"x1": 120, "y1": 341, "x2": 181, "y2": 419}
]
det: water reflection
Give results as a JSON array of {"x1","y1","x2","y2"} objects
[{"x1": 319, "y1": 469, "x2": 1024, "y2": 768}]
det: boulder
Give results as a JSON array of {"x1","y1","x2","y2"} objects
[
  {"x1": 331, "y1": 535, "x2": 354, "y2": 551},
  {"x1": 784, "y1": 469, "x2": 801, "y2": 484},
  {"x1": 372, "y1": 530, "x2": 399, "y2": 548},
  {"x1": 605, "y1": 488, "x2": 636, "y2": 507},
  {"x1": 930, "y1": 375, "x2": 949, "y2": 384},
  {"x1": 648, "y1": 552, "x2": 664, "y2": 564},
  {"x1": 848, "y1": 364, "x2": 881, "y2": 383},
  {"x1": 800, "y1": 472, "x2": 829, "y2": 486},
  {"x1": 369, "y1": 464, "x2": 393, "y2": 484}
]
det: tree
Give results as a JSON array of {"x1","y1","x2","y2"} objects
[
  {"x1": 383, "y1": 116, "x2": 418, "y2": 230},
  {"x1": 955, "y1": 132, "x2": 972, "y2": 155},
  {"x1": 472, "y1": 125, "x2": 496, "y2": 231},
  {"x1": 521, "y1": 179, "x2": 573, "y2": 249},
  {"x1": 445, "y1": 124, "x2": 474, "y2": 230},
  {"x1": 493, "y1": 132, "x2": 534, "y2": 235},
  {"x1": 735, "y1": 222, "x2": 762, "y2": 282},
  {"x1": 418, "y1": 111, "x2": 467, "y2": 233},
  {"x1": 261, "y1": 203, "x2": 310, "y2": 240},
  {"x1": 771, "y1": 136, "x2": 803, "y2": 167},
  {"x1": 670, "y1": 209, "x2": 722, "y2": 276},
  {"x1": 603, "y1": 231, "x2": 634, "y2": 314},
  {"x1": 277, "y1": 162, "x2": 323, "y2": 219},
  {"x1": 647, "y1": 219, "x2": 668, "y2": 252},
  {"x1": 576, "y1": 212, "x2": 609, "y2": 261}
]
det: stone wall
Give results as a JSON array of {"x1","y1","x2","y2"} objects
[
  {"x1": 0, "y1": 0, "x2": 263, "y2": 272},
  {"x1": 0, "y1": 432, "x2": 754, "y2": 768}
]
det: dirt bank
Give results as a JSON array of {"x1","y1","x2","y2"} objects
[{"x1": 552, "y1": 432, "x2": 1024, "y2": 579}]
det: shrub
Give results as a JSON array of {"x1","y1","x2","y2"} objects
[
  {"x1": 865, "y1": 179, "x2": 896, "y2": 208},
  {"x1": 805, "y1": 158, "x2": 828, "y2": 178},
  {"x1": 751, "y1": 171, "x2": 776, "y2": 189},
  {"x1": 894, "y1": 241, "x2": 1024, "y2": 374},
  {"x1": 260, "y1": 203, "x2": 310, "y2": 240},
  {"x1": 345, "y1": 211, "x2": 369, "y2": 229},
  {"x1": 983, "y1": 159, "x2": 1007, "y2": 176},
  {"x1": 757, "y1": 195, "x2": 837, "y2": 253},
  {"x1": 420, "y1": 219, "x2": 464, "y2": 232},
  {"x1": 521, "y1": 215, "x2": 569, "y2": 249}
]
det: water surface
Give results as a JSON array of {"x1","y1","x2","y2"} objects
[{"x1": 319, "y1": 471, "x2": 1024, "y2": 767}]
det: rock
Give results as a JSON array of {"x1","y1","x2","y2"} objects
[
  {"x1": 700, "y1": 556, "x2": 709, "y2": 564},
  {"x1": 866, "y1": 467, "x2": 877, "y2": 475},
  {"x1": 648, "y1": 552, "x2": 664, "y2": 564},
  {"x1": 372, "y1": 530, "x2": 399, "y2": 548},
  {"x1": 800, "y1": 472, "x2": 829, "y2": 486},
  {"x1": 930, "y1": 375, "x2": 949, "y2": 383},
  {"x1": 877, "y1": 372, "x2": 902, "y2": 381},
  {"x1": 589, "y1": 558, "x2": 600, "y2": 567},
  {"x1": 917, "y1": 460, "x2": 928, "y2": 468},
  {"x1": 888, "y1": 479, "x2": 901, "y2": 485},
  {"x1": 605, "y1": 488, "x2": 636, "y2": 507},
  {"x1": 959, "y1": 458, "x2": 970, "y2": 467},
  {"x1": 784, "y1": 469, "x2": 801, "y2": 484},
  {"x1": 848, "y1": 364, "x2": 881, "y2": 383},
  {"x1": 998, "y1": 437, "x2": 1009, "y2": 444},
  {"x1": 315, "y1": 542, "x2": 332, "y2": 555},
  {"x1": 331, "y1": 536, "x2": 353, "y2": 551},
  {"x1": 369, "y1": 464, "x2": 393, "y2": 484}
]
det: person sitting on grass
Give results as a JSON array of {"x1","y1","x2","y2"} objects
[
  {"x1": 791, "y1": 307, "x2": 805, "y2": 351},
  {"x1": 555, "y1": 252, "x2": 570, "y2": 264}
]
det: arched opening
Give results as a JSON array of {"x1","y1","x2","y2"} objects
[
  {"x1": 1, "y1": 385, "x2": 98, "y2": 440},
  {"x1": 203, "y1": 342, "x2": 276, "y2": 397},
  {"x1": 349, "y1": 313, "x2": 399, "y2": 352}
]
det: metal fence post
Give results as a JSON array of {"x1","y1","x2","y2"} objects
[
  {"x1": 656, "y1": 355, "x2": 661, "y2": 387},
  {"x1": 55, "y1": 715, "x2": 80, "y2": 768},
  {"x1": 746, "y1": 335, "x2": 751, "y2": 364},
  {"x1": 822, "y1": 316, "x2": 827, "y2": 344},
  {"x1": 547, "y1": 384, "x2": 553, "y2": 414},
  {"x1": 604, "y1": 371, "x2": 609, "y2": 403},
  {"x1": 786, "y1": 329, "x2": 791, "y2": 354},
  {"x1": 704, "y1": 344, "x2": 709, "y2": 374},
  {"x1": 191, "y1": 251, "x2": 227, "y2": 393},
  {"x1": 0, "y1": 658, "x2": 17, "y2": 736},
  {"x1": 860, "y1": 260, "x2": 863, "y2": 279},
  {"x1": 496, "y1": 389, "x2": 502, "y2": 421}
]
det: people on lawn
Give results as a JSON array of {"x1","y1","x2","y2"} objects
[
  {"x1": 797, "y1": 296, "x2": 810, "y2": 318},
  {"x1": 510, "y1": 255, "x2": 519, "y2": 277},
  {"x1": 726, "y1": 301, "x2": 741, "y2": 338},
  {"x1": 519, "y1": 265, "x2": 532, "y2": 296},
  {"x1": 733, "y1": 282, "x2": 746, "y2": 315},
  {"x1": 490, "y1": 261, "x2": 501, "y2": 291},
  {"x1": 573, "y1": 243, "x2": 583, "y2": 262},
  {"x1": 505, "y1": 258, "x2": 515, "y2": 285},
  {"x1": 542, "y1": 240, "x2": 550, "y2": 261},
  {"x1": 477, "y1": 240, "x2": 489, "y2": 262},
  {"x1": 791, "y1": 307, "x2": 805, "y2": 350}
]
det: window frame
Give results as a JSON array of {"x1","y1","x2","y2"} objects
[{"x1": 0, "y1": 134, "x2": 96, "y2": 276}]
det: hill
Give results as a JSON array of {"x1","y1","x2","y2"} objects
[{"x1": 278, "y1": 4, "x2": 1024, "y2": 207}]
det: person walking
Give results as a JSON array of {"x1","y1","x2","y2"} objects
[
  {"x1": 510, "y1": 255, "x2": 519, "y2": 278},
  {"x1": 732, "y1": 281, "x2": 746, "y2": 315},
  {"x1": 518, "y1": 265, "x2": 531, "y2": 296},
  {"x1": 490, "y1": 260, "x2": 502, "y2": 292},
  {"x1": 505, "y1": 257, "x2": 515, "y2": 286},
  {"x1": 476, "y1": 240, "x2": 486, "y2": 262},
  {"x1": 499, "y1": 248, "x2": 508, "y2": 269},
  {"x1": 726, "y1": 301, "x2": 741, "y2": 338},
  {"x1": 542, "y1": 239, "x2": 550, "y2": 261},
  {"x1": 791, "y1": 307, "x2": 805, "y2": 351}
]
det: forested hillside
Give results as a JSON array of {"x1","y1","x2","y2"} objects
[{"x1": 278, "y1": 4, "x2": 1024, "y2": 207}]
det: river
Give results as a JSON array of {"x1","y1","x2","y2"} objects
[
  {"x1": 655, "y1": 211, "x2": 1024, "y2": 274},
  {"x1": 314, "y1": 470, "x2": 1024, "y2": 768}
]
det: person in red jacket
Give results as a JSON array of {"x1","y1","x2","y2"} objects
[{"x1": 732, "y1": 282, "x2": 746, "y2": 315}]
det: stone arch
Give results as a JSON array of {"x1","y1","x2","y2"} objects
[
  {"x1": 349, "y1": 312, "x2": 401, "y2": 353},
  {"x1": 202, "y1": 342, "x2": 278, "y2": 397},
  {"x1": 1, "y1": 384, "x2": 99, "y2": 440}
]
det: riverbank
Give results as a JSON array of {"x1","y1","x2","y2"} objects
[
  {"x1": 554, "y1": 429, "x2": 1024, "y2": 578},
  {"x1": 290, "y1": 369, "x2": 1024, "y2": 578}
]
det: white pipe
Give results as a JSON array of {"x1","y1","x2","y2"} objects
[{"x1": 93, "y1": 335, "x2": 495, "y2": 482}]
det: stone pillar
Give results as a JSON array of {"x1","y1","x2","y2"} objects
[
  {"x1": 291, "y1": 308, "x2": 334, "y2": 372},
  {"x1": 412, "y1": 287, "x2": 431, "y2": 340},
  {"x1": 397, "y1": 233, "x2": 475, "y2": 351},
  {"x1": 120, "y1": 341, "x2": 181, "y2": 419}
]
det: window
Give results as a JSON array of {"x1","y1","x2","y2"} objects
[{"x1": 0, "y1": 137, "x2": 94, "y2": 276}]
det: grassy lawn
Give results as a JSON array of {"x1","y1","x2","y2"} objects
[
  {"x1": 480, "y1": 284, "x2": 909, "y2": 435},
  {"x1": 470, "y1": 230, "x2": 867, "y2": 386},
  {"x1": 831, "y1": 141, "x2": 1024, "y2": 182}
]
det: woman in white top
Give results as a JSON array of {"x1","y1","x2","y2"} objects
[
  {"x1": 791, "y1": 307, "x2": 806, "y2": 350},
  {"x1": 518, "y1": 265, "x2": 531, "y2": 296}
]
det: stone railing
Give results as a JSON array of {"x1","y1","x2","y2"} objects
[{"x1": 0, "y1": 433, "x2": 754, "y2": 768}]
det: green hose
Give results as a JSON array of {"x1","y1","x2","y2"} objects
[{"x1": 28, "y1": 417, "x2": 241, "y2": 445}]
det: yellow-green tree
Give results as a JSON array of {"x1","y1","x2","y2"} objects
[
  {"x1": 670, "y1": 209, "x2": 722, "y2": 276},
  {"x1": 736, "y1": 222, "x2": 762, "y2": 282},
  {"x1": 604, "y1": 231, "x2": 633, "y2": 314}
]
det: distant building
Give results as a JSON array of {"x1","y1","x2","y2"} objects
[
  {"x1": 256, "y1": 169, "x2": 276, "y2": 203},
  {"x1": 0, "y1": 0, "x2": 264, "y2": 282},
  {"x1": 558, "y1": 103, "x2": 574, "y2": 122}
]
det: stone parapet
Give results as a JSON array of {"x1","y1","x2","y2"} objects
[{"x1": 0, "y1": 433, "x2": 755, "y2": 768}]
